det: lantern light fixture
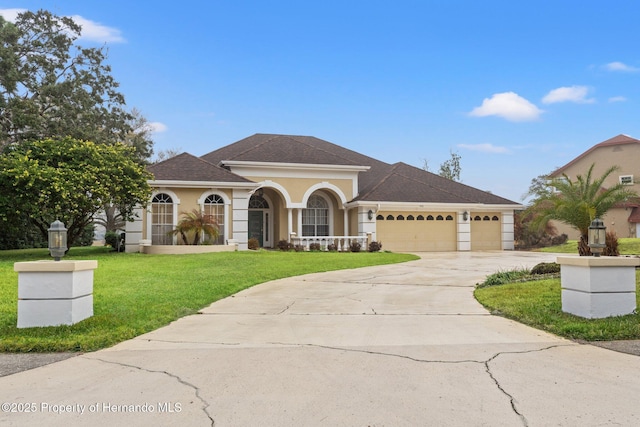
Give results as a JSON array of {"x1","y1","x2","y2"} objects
[
  {"x1": 48, "y1": 220, "x2": 68, "y2": 261},
  {"x1": 368, "y1": 209, "x2": 374, "y2": 220},
  {"x1": 588, "y1": 218, "x2": 606, "y2": 257},
  {"x1": 462, "y1": 211, "x2": 469, "y2": 221}
]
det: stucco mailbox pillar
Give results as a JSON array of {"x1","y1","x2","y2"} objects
[
  {"x1": 14, "y1": 260, "x2": 98, "y2": 328},
  {"x1": 558, "y1": 256, "x2": 639, "y2": 319}
]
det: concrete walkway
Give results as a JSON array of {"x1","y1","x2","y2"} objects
[{"x1": 1, "y1": 251, "x2": 639, "y2": 426}]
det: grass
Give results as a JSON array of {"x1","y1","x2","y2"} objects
[
  {"x1": 536, "y1": 237, "x2": 640, "y2": 254},
  {"x1": 475, "y1": 270, "x2": 640, "y2": 341},
  {"x1": 1, "y1": 247, "x2": 418, "y2": 352}
]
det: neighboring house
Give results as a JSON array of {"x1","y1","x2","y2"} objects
[
  {"x1": 125, "y1": 134, "x2": 520, "y2": 252},
  {"x1": 548, "y1": 134, "x2": 640, "y2": 239}
]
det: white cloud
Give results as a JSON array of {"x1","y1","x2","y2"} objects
[
  {"x1": 0, "y1": 9, "x2": 124, "y2": 43},
  {"x1": 457, "y1": 143, "x2": 510, "y2": 154},
  {"x1": 147, "y1": 122, "x2": 168, "y2": 133},
  {"x1": 604, "y1": 61, "x2": 640, "y2": 72},
  {"x1": 468, "y1": 92, "x2": 543, "y2": 122},
  {"x1": 69, "y1": 15, "x2": 125, "y2": 43},
  {"x1": 542, "y1": 86, "x2": 595, "y2": 104},
  {"x1": 0, "y1": 8, "x2": 26, "y2": 22},
  {"x1": 609, "y1": 96, "x2": 627, "y2": 103}
]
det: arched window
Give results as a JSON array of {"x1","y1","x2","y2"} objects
[
  {"x1": 249, "y1": 195, "x2": 269, "y2": 209},
  {"x1": 204, "y1": 194, "x2": 225, "y2": 244},
  {"x1": 151, "y1": 193, "x2": 173, "y2": 245},
  {"x1": 474, "y1": 216, "x2": 481, "y2": 221},
  {"x1": 427, "y1": 215, "x2": 434, "y2": 220},
  {"x1": 446, "y1": 215, "x2": 453, "y2": 221},
  {"x1": 492, "y1": 216, "x2": 500, "y2": 221},
  {"x1": 407, "y1": 215, "x2": 415, "y2": 220},
  {"x1": 302, "y1": 194, "x2": 329, "y2": 236},
  {"x1": 376, "y1": 214, "x2": 385, "y2": 220},
  {"x1": 386, "y1": 215, "x2": 395, "y2": 220},
  {"x1": 483, "y1": 216, "x2": 491, "y2": 221},
  {"x1": 417, "y1": 215, "x2": 425, "y2": 220},
  {"x1": 436, "y1": 215, "x2": 444, "y2": 220},
  {"x1": 397, "y1": 215, "x2": 405, "y2": 220}
]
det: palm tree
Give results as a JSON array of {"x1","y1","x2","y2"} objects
[
  {"x1": 529, "y1": 163, "x2": 637, "y2": 255},
  {"x1": 171, "y1": 209, "x2": 219, "y2": 245}
]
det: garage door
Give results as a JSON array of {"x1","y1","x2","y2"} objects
[
  {"x1": 470, "y1": 214, "x2": 501, "y2": 250},
  {"x1": 376, "y1": 212, "x2": 457, "y2": 252}
]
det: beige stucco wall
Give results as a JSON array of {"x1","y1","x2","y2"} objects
[
  {"x1": 553, "y1": 144, "x2": 640, "y2": 193},
  {"x1": 550, "y1": 143, "x2": 640, "y2": 239},
  {"x1": 251, "y1": 176, "x2": 354, "y2": 203},
  {"x1": 551, "y1": 207, "x2": 636, "y2": 239},
  {"x1": 143, "y1": 187, "x2": 234, "y2": 244}
]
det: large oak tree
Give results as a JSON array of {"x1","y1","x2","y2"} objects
[{"x1": 0, "y1": 10, "x2": 151, "y2": 160}]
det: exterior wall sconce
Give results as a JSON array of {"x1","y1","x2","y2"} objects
[
  {"x1": 48, "y1": 220, "x2": 68, "y2": 261},
  {"x1": 368, "y1": 209, "x2": 374, "y2": 220},
  {"x1": 462, "y1": 211, "x2": 469, "y2": 221},
  {"x1": 588, "y1": 218, "x2": 606, "y2": 257}
]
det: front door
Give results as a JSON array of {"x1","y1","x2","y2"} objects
[{"x1": 248, "y1": 210, "x2": 264, "y2": 247}]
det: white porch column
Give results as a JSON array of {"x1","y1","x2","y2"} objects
[
  {"x1": 502, "y1": 212, "x2": 515, "y2": 250},
  {"x1": 343, "y1": 209, "x2": 349, "y2": 236},
  {"x1": 232, "y1": 189, "x2": 250, "y2": 250},
  {"x1": 358, "y1": 207, "x2": 376, "y2": 240},
  {"x1": 297, "y1": 209, "x2": 303, "y2": 236},
  {"x1": 125, "y1": 206, "x2": 144, "y2": 253},
  {"x1": 287, "y1": 208, "x2": 293, "y2": 242},
  {"x1": 457, "y1": 211, "x2": 471, "y2": 251}
]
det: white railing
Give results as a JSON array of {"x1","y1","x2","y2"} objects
[{"x1": 290, "y1": 235, "x2": 370, "y2": 252}]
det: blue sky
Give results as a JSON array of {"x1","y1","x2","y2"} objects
[{"x1": 2, "y1": 1, "x2": 640, "y2": 202}]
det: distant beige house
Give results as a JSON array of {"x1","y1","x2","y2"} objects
[
  {"x1": 548, "y1": 134, "x2": 640, "y2": 239},
  {"x1": 125, "y1": 134, "x2": 520, "y2": 252}
]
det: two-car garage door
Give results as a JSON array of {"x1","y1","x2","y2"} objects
[
  {"x1": 375, "y1": 212, "x2": 502, "y2": 252},
  {"x1": 376, "y1": 212, "x2": 457, "y2": 252}
]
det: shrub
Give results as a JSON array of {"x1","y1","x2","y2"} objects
[
  {"x1": 248, "y1": 237, "x2": 260, "y2": 250},
  {"x1": 603, "y1": 231, "x2": 619, "y2": 256},
  {"x1": 104, "y1": 231, "x2": 119, "y2": 249},
  {"x1": 530, "y1": 262, "x2": 560, "y2": 275},
  {"x1": 349, "y1": 241, "x2": 361, "y2": 252},
  {"x1": 327, "y1": 243, "x2": 338, "y2": 252},
  {"x1": 309, "y1": 243, "x2": 321, "y2": 251},
  {"x1": 277, "y1": 240, "x2": 293, "y2": 251},
  {"x1": 294, "y1": 244, "x2": 305, "y2": 252},
  {"x1": 368, "y1": 241, "x2": 382, "y2": 252},
  {"x1": 477, "y1": 268, "x2": 531, "y2": 288}
]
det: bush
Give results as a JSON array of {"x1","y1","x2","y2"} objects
[
  {"x1": 349, "y1": 241, "x2": 361, "y2": 252},
  {"x1": 530, "y1": 262, "x2": 560, "y2": 275},
  {"x1": 309, "y1": 243, "x2": 321, "y2": 251},
  {"x1": 603, "y1": 231, "x2": 619, "y2": 256},
  {"x1": 277, "y1": 240, "x2": 293, "y2": 251},
  {"x1": 327, "y1": 243, "x2": 338, "y2": 252},
  {"x1": 477, "y1": 268, "x2": 532, "y2": 288},
  {"x1": 248, "y1": 237, "x2": 260, "y2": 250},
  {"x1": 368, "y1": 241, "x2": 382, "y2": 252},
  {"x1": 294, "y1": 244, "x2": 305, "y2": 252}
]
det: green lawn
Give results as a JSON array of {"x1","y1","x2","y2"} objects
[
  {"x1": 475, "y1": 270, "x2": 640, "y2": 341},
  {"x1": 536, "y1": 237, "x2": 640, "y2": 255},
  {"x1": 1, "y1": 247, "x2": 418, "y2": 352}
]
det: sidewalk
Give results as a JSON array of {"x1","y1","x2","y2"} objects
[{"x1": 1, "y1": 251, "x2": 639, "y2": 426}]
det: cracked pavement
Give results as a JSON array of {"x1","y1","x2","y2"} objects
[{"x1": 2, "y1": 251, "x2": 640, "y2": 426}]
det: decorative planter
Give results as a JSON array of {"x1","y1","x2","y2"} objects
[
  {"x1": 14, "y1": 260, "x2": 97, "y2": 328},
  {"x1": 558, "y1": 256, "x2": 639, "y2": 319}
]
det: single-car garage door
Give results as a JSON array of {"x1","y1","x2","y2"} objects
[
  {"x1": 470, "y1": 214, "x2": 501, "y2": 250},
  {"x1": 376, "y1": 212, "x2": 457, "y2": 252}
]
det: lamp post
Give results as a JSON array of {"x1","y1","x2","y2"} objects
[
  {"x1": 588, "y1": 218, "x2": 606, "y2": 257},
  {"x1": 48, "y1": 220, "x2": 67, "y2": 261}
]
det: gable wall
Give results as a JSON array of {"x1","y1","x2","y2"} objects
[
  {"x1": 250, "y1": 176, "x2": 354, "y2": 203},
  {"x1": 555, "y1": 144, "x2": 640, "y2": 192}
]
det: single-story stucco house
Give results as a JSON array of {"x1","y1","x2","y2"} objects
[{"x1": 125, "y1": 134, "x2": 520, "y2": 252}]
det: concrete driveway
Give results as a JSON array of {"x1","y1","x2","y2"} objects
[{"x1": 1, "y1": 251, "x2": 640, "y2": 426}]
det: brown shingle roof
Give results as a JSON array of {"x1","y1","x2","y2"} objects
[
  {"x1": 148, "y1": 153, "x2": 254, "y2": 183},
  {"x1": 355, "y1": 162, "x2": 517, "y2": 204},
  {"x1": 156, "y1": 134, "x2": 517, "y2": 205},
  {"x1": 550, "y1": 134, "x2": 640, "y2": 177}
]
